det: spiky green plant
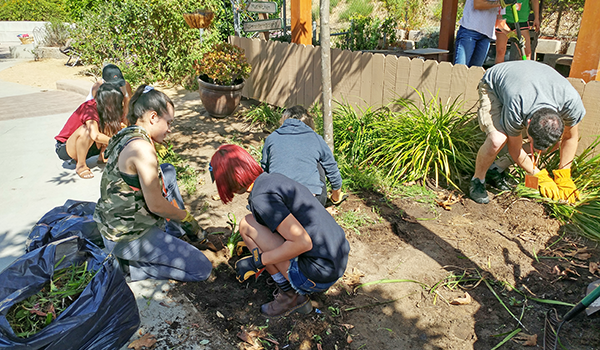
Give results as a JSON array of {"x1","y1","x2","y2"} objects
[
  {"x1": 245, "y1": 102, "x2": 283, "y2": 132},
  {"x1": 515, "y1": 136, "x2": 600, "y2": 241},
  {"x1": 367, "y1": 91, "x2": 482, "y2": 188}
]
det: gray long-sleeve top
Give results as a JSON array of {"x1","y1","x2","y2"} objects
[{"x1": 261, "y1": 119, "x2": 342, "y2": 195}]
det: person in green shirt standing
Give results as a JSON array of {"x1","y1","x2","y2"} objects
[{"x1": 495, "y1": 0, "x2": 540, "y2": 63}]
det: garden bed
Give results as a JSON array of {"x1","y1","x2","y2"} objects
[{"x1": 162, "y1": 90, "x2": 600, "y2": 350}]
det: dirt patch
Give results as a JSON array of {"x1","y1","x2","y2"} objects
[
  {"x1": 165, "y1": 101, "x2": 600, "y2": 349},
  {"x1": 0, "y1": 58, "x2": 96, "y2": 90}
]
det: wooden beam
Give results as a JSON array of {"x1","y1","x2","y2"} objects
[
  {"x1": 570, "y1": 0, "x2": 600, "y2": 82},
  {"x1": 438, "y1": 0, "x2": 459, "y2": 63},
  {"x1": 291, "y1": 0, "x2": 312, "y2": 45}
]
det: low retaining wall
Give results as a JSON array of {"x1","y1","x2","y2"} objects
[{"x1": 0, "y1": 21, "x2": 47, "y2": 43}]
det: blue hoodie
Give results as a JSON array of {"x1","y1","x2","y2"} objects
[{"x1": 261, "y1": 119, "x2": 342, "y2": 195}]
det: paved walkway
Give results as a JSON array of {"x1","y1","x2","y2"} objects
[{"x1": 0, "y1": 57, "x2": 232, "y2": 350}]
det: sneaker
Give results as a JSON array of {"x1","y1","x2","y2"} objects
[
  {"x1": 486, "y1": 168, "x2": 511, "y2": 191},
  {"x1": 470, "y1": 178, "x2": 490, "y2": 204},
  {"x1": 261, "y1": 289, "x2": 312, "y2": 318}
]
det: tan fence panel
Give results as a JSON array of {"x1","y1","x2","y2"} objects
[
  {"x1": 359, "y1": 52, "x2": 374, "y2": 109},
  {"x1": 332, "y1": 49, "x2": 363, "y2": 108},
  {"x1": 449, "y1": 64, "x2": 468, "y2": 105},
  {"x1": 370, "y1": 53, "x2": 386, "y2": 108},
  {"x1": 407, "y1": 58, "x2": 424, "y2": 106},
  {"x1": 307, "y1": 45, "x2": 322, "y2": 108},
  {"x1": 394, "y1": 56, "x2": 411, "y2": 100},
  {"x1": 577, "y1": 80, "x2": 600, "y2": 153},
  {"x1": 421, "y1": 59, "x2": 439, "y2": 102},
  {"x1": 465, "y1": 66, "x2": 485, "y2": 110},
  {"x1": 382, "y1": 55, "x2": 398, "y2": 106},
  {"x1": 436, "y1": 61, "x2": 453, "y2": 105}
]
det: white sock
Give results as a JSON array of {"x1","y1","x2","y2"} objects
[{"x1": 271, "y1": 272, "x2": 287, "y2": 284}]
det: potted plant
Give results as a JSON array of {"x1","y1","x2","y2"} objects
[{"x1": 194, "y1": 42, "x2": 252, "y2": 118}]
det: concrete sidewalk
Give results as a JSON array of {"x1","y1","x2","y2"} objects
[{"x1": 0, "y1": 58, "x2": 231, "y2": 350}]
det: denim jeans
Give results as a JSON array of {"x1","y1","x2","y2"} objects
[
  {"x1": 287, "y1": 257, "x2": 336, "y2": 295},
  {"x1": 454, "y1": 26, "x2": 491, "y2": 67}
]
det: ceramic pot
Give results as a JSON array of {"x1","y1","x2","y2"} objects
[{"x1": 197, "y1": 76, "x2": 245, "y2": 118}]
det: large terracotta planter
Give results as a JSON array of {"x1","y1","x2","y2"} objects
[{"x1": 198, "y1": 76, "x2": 245, "y2": 118}]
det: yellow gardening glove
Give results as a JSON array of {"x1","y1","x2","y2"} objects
[
  {"x1": 535, "y1": 169, "x2": 560, "y2": 200},
  {"x1": 155, "y1": 143, "x2": 168, "y2": 158},
  {"x1": 553, "y1": 168, "x2": 581, "y2": 203}
]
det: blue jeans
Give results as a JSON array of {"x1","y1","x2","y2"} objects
[
  {"x1": 287, "y1": 257, "x2": 336, "y2": 295},
  {"x1": 454, "y1": 26, "x2": 491, "y2": 67}
]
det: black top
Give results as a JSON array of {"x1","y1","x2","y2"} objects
[{"x1": 248, "y1": 173, "x2": 350, "y2": 283}]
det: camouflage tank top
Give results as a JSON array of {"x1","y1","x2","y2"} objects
[{"x1": 93, "y1": 126, "x2": 163, "y2": 242}]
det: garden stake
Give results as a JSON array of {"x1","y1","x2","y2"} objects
[{"x1": 543, "y1": 283, "x2": 600, "y2": 350}]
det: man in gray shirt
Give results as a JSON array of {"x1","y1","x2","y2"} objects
[{"x1": 470, "y1": 60, "x2": 585, "y2": 204}]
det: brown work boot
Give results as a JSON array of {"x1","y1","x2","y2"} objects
[{"x1": 261, "y1": 289, "x2": 312, "y2": 318}]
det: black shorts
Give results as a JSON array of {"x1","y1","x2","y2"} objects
[
  {"x1": 496, "y1": 21, "x2": 531, "y2": 33},
  {"x1": 55, "y1": 141, "x2": 101, "y2": 161}
]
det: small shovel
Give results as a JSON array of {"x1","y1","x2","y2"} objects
[{"x1": 543, "y1": 281, "x2": 600, "y2": 350}]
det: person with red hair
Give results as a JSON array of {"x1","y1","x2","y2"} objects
[{"x1": 210, "y1": 144, "x2": 350, "y2": 318}]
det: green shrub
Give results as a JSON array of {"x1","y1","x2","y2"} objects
[
  {"x1": 367, "y1": 92, "x2": 482, "y2": 188},
  {"x1": 43, "y1": 19, "x2": 70, "y2": 47},
  {"x1": 339, "y1": 0, "x2": 373, "y2": 22},
  {"x1": 245, "y1": 102, "x2": 283, "y2": 132},
  {"x1": 336, "y1": 15, "x2": 397, "y2": 51},
  {"x1": 0, "y1": 0, "x2": 69, "y2": 21},
  {"x1": 70, "y1": 0, "x2": 232, "y2": 88}
]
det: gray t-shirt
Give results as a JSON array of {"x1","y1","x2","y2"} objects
[{"x1": 482, "y1": 61, "x2": 586, "y2": 137}]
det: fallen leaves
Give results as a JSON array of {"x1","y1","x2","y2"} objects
[
  {"x1": 435, "y1": 192, "x2": 462, "y2": 211},
  {"x1": 128, "y1": 333, "x2": 157, "y2": 350},
  {"x1": 237, "y1": 326, "x2": 280, "y2": 350},
  {"x1": 514, "y1": 333, "x2": 537, "y2": 346},
  {"x1": 450, "y1": 292, "x2": 472, "y2": 305}
]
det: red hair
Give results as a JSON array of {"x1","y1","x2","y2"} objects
[{"x1": 210, "y1": 144, "x2": 263, "y2": 204}]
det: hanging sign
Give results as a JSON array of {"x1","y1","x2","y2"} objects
[
  {"x1": 243, "y1": 18, "x2": 282, "y2": 32},
  {"x1": 247, "y1": 1, "x2": 278, "y2": 14}
]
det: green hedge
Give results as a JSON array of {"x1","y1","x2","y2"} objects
[
  {"x1": 0, "y1": 0, "x2": 69, "y2": 21},
  {"x1": 70, "y1": 0, "x2": 229, "y2": 88}
]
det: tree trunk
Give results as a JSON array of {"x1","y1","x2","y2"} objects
[{"x1": 320, "y1": 0, "x2": 333, "y2": 152}]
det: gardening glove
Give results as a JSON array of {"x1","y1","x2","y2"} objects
[
  {"x1": 535, "y1": 169, "x2": 560, "y2": 200},
  {"x1": 181, "y1": 210, "x2": 207, "y2": 243},
  {"x1": 499, "y1": 0, "x2": 517, "y2": 8},
  {"x1": 235, "y1": 248, "x2": 265, "y2": 283},
  {"x1": 506, "y1": 32, "x2": 526, "y2": 48},
  {"x1": 155, "y1": 143, "x2": 168, "y2": 159},
  {"x1": 329, "y1": 190, "x2": 348, "y2": 206},
  {"x1": 553, "y1": 168, "x2": 581, "y2": 203}
]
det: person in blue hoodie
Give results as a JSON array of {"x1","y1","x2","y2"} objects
[{"x1": 261, "y1": 105, "x2": 346, "y2": 206}]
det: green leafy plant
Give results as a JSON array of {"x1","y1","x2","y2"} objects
[
  {"x1": 194, "y1": 42, "x2": 252, "y2": 86},
  {"x1": 6, "y1": 258, "x2": 96, "y2": 337},
  {"x1": 338, "y1": 208, "x2": 373, "y2": 235},
  {"x1": 42, "y1": 19, "x2": 70, "y2": 47},
  {"x1": 335, "y1": 15, "x2": 398, "y2": 51},
  {"x1": 226, "y1": 213, "x2": 243, "y2": 257},
  {"x1": 157, "y1": 141, "x2": 198, "y2": 195},
  {"x1": 339, "y1": 0, "x2": 373, "y2": 22},
  {"x1": 367, "y1": 92, "x2": 482, "y2": 188},
  {"x1": 70, "y1": 0, "x2": 227, "y2": 88},
  {"x1": 245, "y1": 102, "x2": 283, "y2": 132},
  {"x1": 0, "y1": 0, "x2": 70, "y2": 21}
]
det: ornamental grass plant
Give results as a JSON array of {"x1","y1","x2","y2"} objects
[
  {"x1": 194, "y1": 42, "x2": 251, "y2": 86},
  {"x1": 366, "y1": 91, "x2": 482, "y2": 188},
  {"x1": 515, "y1": 136, "x2": 600, "y2": 242}
]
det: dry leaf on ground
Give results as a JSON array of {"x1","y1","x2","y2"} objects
[
  {"x1": 590, "y1": 262, "x2": 599, "y2": 275},
  {"x1": 450, "y1": 292, "x2": 472, "y2": 305},
  {"x1": 128, "y1": 333, "x2": 157, "y2": 350},
  {"x1": 514, "y1": 333, "x2": 537, "y2": 346}
]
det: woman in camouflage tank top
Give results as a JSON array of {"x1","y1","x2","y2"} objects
[{"x1": 93, "y1": 85, "x2": 212, "y2": 282}]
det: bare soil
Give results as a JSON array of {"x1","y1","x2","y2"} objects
[
  {"x1": 162, "y1": 89, "x2": 600, "y2": 350},
  {"x1": 6, "y1": 58, "x2": 599, "y2": 350}
]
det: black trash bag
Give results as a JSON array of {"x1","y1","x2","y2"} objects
[
  {"x1": 26, "y1": 200, "x2": 103, "y2": 252},
  {"x1": 0, "y1": 236, "x2": 140, "y2": 350}
]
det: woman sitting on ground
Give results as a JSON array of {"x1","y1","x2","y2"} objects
[
  {"x1": 93, "y1": 85, "x2": 212, "y2": 282},
  {"x1": 261, "y1": 105, "x2": 346, "y2": 206},
  {"x1": 210, "y1": 144, "x2": 350, "y2": 317},
  {"x1": 55, "y1": 83, "x2": 124, "y2": 179}
]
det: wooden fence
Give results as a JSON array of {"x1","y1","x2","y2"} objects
[{"x1": 231, "y1": 36, "x2": 600, "y2": 154}]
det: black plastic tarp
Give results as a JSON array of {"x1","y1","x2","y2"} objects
[{"x1": 0, "y1": 236, "x2": 140, "y2": 349}]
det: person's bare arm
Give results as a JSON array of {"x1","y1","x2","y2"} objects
[
  {"x1": 531, "y1": 0, "x2": 540, "y2": 32},
  {"x1": 474, "y1": 0, "x2": 501, "y2": 10},
  {"x1": 559, "y1": 124, "x2": 578, "y2": 169},
  {"x1": 85, "y1": 120, "x2": 111, "y2": 144},
  {"x1": 125, "y1": 140, "x2": 187, "y2": 221},
  {"x1": 260, "y1": 214, "x2": 313, "y2": 266},
  {"x1": 121, "y1": 82, "x2": 133, "y2": 123},
  {"x1": 507, "y1": 134, "x2": 537, "y2": 174}
]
